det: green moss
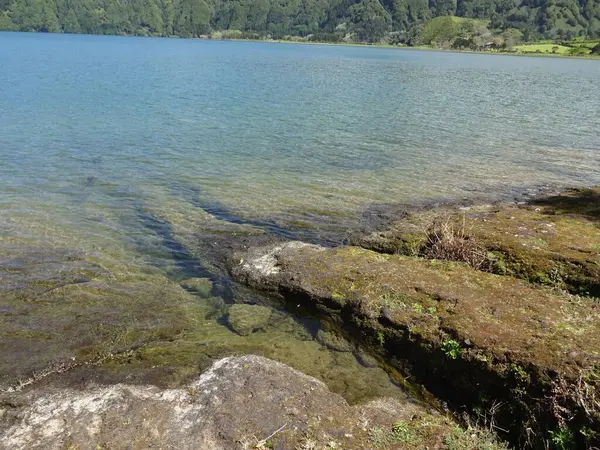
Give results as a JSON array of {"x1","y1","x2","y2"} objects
[
  {"x1": 369, "y1": 418, "x2": 507, "y2": 450},
  {"x1": 238, "y1": 241, "x2": 600, "y2": 446},
  {"x1": 331, "y1": 291, "x2": 345, "y2": 300},
  {"x1": 360, "y1": 188, "x2": 600, "y2": 297}
]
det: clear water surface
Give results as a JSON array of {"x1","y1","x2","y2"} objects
[{"x1": 1, "y1": 31, "x2": 599, "y2": 399}]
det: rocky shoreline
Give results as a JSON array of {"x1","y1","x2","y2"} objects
[
  {"x1": 228, "y1": 187, "x2": 600, "y2": 448},
  {"x1": 1, "y1": 186, "x2": 599, "y2": 449},
  {"x1": 1, "y1": 355, "x2": 505, "y2": 449}
]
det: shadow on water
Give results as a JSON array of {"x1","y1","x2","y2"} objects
[
  {"x1": 171, "y1": 183, "x2": 347, "y2": 246},
  {"x1": 100, "y1": 186, "x2": 235, "y2": 301},
  {"x1": 133, "y1": 204, "x2": 236, "y2": 302},
  {"x1": 136, "y1": 209, "x2": 212, "y2": 280}
]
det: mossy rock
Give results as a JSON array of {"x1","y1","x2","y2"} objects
[
  {"x1": 358, "y1": 187, "x2": 600, "y2": 297},
  {"x1": 231, "y1": 242, "x2": 600, "y2": 447},
  {"x1": 316, "y1": 329, "x2": 354, "y2": 352},
  {"x1": 0, "y1": 355, "x2": 507, "y2": 450},
  {"x1": 226, "y1": 304, "x2": 273, "y2": 336}
]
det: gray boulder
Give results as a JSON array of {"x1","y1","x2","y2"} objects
[{"x1": 0, "y1": 355, "x2": 447, "y2": 450}]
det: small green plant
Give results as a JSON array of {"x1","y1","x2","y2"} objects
[
  {"x1": 376, "y1": 331, "x2": 385, "y2": 347},
  {"x1": 510, "y1": 363, "x2": 530, "y2": 383},
  {"x1": 488, "y1": 251, "x2": 508, "y2": 275},
  {"x1": 427, "y1": 306, "x2": 437, "y2": 314},
  {"x1": 549, "y1": 427, "x2": 575, "y2": 450},
  {"x1": 391, "y1": 421, "x2": 417, "y2": 443},
  {"x1": 369, "y1": 421, "x2": 417, "y2": 447},
  {"x1": 442, "y1": 339, "x2": 462, "y2": 359},
  {"x1": 580, "y1": 426, "x2": 597, "y2": 443},
  {"x1": 412, "y1": 303, "x2": 424, "y2": 313}
]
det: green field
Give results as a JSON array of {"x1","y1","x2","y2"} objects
[
  {"x1": 513, "y1": 43, "x2": 573, "y2": 54},
  {"x1": 513, "y1": 42, "x2": 600, "y2": 56}
]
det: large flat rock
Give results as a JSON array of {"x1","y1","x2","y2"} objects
[
  {"x1": 0, "y1": 355, "x2": 492, "y2": 450},
  {"x1": 230, "y1": 241, "x2": 600, "y2": 447},
  {"x1": 357, "y1": 187, "x2": 600, "y2": 296}
]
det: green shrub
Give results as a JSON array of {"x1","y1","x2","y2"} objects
[
  {"x1": 442, "y1": 340, "x2": 462, "y2": 359},
  {"x1": 567, "y1": 46, "x2": 588, "y2": 56}
]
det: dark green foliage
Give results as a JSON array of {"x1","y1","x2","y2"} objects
[
  {"x1": 567, "y1": 46, "x2": 589, "y2": 55},
  {"x1": 0, "y1": 0, "x2": 599, "y2": 42},
  {"x1": 592, "y1": 43, "x2": 600, "y2": 53}
]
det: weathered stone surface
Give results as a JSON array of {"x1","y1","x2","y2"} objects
[
  {"x1": 226, "y1": 304, "x2": 273, "y2": 335},
  {"x1": 229, "y1": 241, "x2": 600, "y2": 447},
  {"x1": 0, "y1": 355, "x2": 485, "y2": 450}
]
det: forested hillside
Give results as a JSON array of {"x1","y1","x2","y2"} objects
[{"x1": 1, "y1": 0, "x2": 599, "y2": 43}]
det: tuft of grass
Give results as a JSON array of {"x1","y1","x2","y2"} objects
[
  {"x1": 444, "y1": 426, "x2": 509, "y2": 450},
  {"x1": 370, "y1": 421, "x2": 507, "y2": 450},
  {"x1": 423, "y1": 216, "x2": 494, "y2": 272},
  {"x1": 548, "y1": 427, "x2": 576, "y2": 450},
  {"x1": 369, "y1": 421, "x2": 418, "y2": 448}
]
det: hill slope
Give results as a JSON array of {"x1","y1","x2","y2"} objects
[{"x1": 1, "y1": 0, "x2": 599, "y2": 43}]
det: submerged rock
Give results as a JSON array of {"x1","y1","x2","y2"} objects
[
  {"x1": 226, "y1": 304, "x2": 273, "y2": 336},
  {"x1": 180, "y1": 277, "x2": 214, "y2": 297},
  {"x1": 316, "y1": 329, "x2": 354, "y2": 352},
  {"x1": 0, "y1": 356, "x2": 495, "y2": 450}
]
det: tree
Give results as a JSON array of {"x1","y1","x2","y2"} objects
[
  {"x1": 349, "y1": 0, "x2": 391, "y2": 42},
  {"x1": 61, "y1": 7, "x2": 81, "y2": 32},
  {"x1": 2, "y1": 0, "x2": 600, "y2": 43},
  {"x1": 0, "y1": 10, "x2": 15, "y2": 29},
  {"x1": 419, "y1": 16, "x2": 460, "y2": 44}
]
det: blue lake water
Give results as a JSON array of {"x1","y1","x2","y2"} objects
[
  {"x1": 1, "y1": 31, "x2": 600, "y2": 395},
  {"x1": 3, "y1": 33, "x2": 600, "y2": 238}
]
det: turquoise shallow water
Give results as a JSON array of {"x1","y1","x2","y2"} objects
[
  {"x1": 2, "y1": 32, "x2": 600, "y2": 234},
  {"x1": 1, "y1": 31, "x2": 600, "y2": 397}
]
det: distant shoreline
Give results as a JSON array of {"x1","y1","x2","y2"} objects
[
  {"x1": 220, "y1": 37, "x2": 600, "y2": 60},
  {"x1": 2, "y1": 30, "x2": 599, "y2": 60}
]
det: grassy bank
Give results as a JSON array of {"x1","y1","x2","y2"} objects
[{"x1": 206, "y1": 34, "x2": 600, "y2": 59}]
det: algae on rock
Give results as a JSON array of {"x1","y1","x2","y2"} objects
[
  {"x1": 226, "y1": 304, "x2": 273, "y2": 336},
  {"x1": 0, "y1": 355, "x2": 508, "y2": 450},
  {"x1": 230, "y1": 240, "x2": 600, "y2": 447},
  {"x1": 180, "y1": 277, "x2": 214, "y2": 297},
  {"x1": 357, "y1": 187, "x2": 600, "y2": 297}
]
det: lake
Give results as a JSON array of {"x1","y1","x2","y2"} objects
[{"x1": 1, "y1": 31, "x2": 599, "y2": 398}]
